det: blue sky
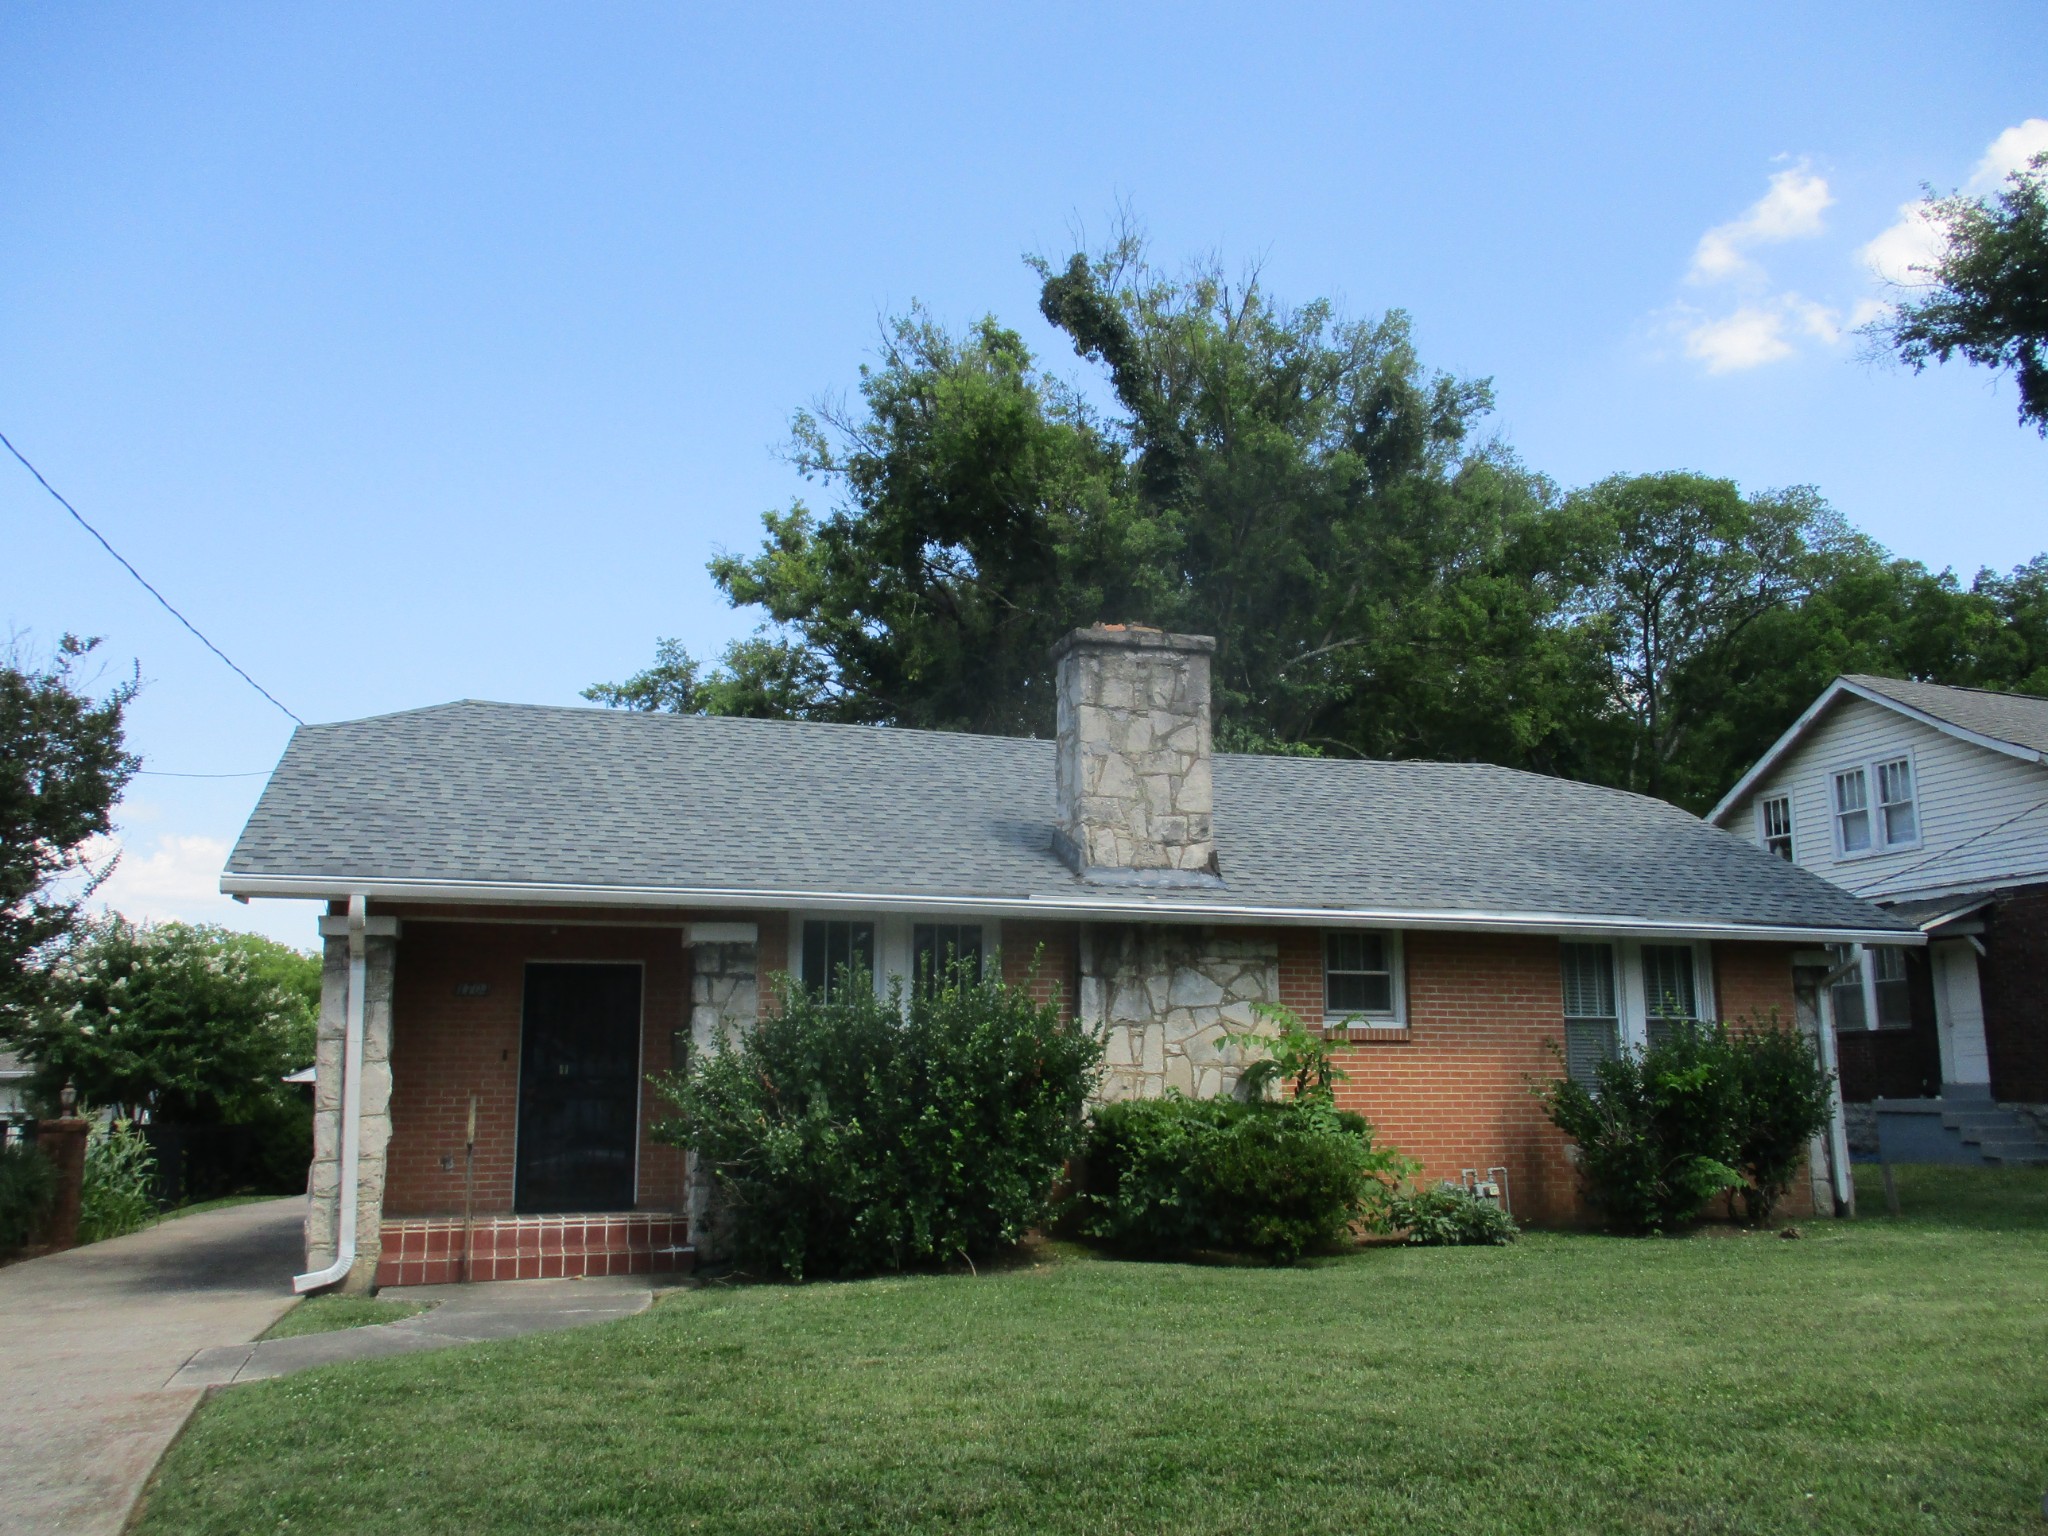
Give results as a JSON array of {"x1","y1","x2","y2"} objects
[{"x1": 3, "y1": 3, "x2": 2042, "y2": 945}]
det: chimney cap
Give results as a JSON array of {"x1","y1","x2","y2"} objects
[{"x1": 1050, "y1": 624, "x2": 1217, "y2": 662}]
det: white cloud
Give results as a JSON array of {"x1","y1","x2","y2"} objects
[
  {"x1": 1683, "y1": 307, "x2": 1795, "y2": 372},
  {"x1": 1690, "y1": 163, "x2": 1834, "y2": 284},
  {"x1": 61, "y1": 832, "x2": 319, "y2": 946},
  {"x1": 1860, "y1": 118, "x2": 2048, "y2": 288}
]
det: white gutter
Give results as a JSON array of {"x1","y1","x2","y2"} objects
[
  {"x1": 219, "y1": 873, "x2": 1922, "y2": 948},
  {"x1": 293, "y1": 894, "x2": 366, "y2": 1294}
]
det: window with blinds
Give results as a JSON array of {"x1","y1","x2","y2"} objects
[
  {"x1": 801, "y1": 920, "x2": 875, "y2": 1001},
  {"x1": 1560, "y1": 942, "x2": 1618, "y2": 1088},
  {"x1": 1640, "y1": 944, "x2": 1700, "y2": 1049},
  {"x1": 1324, "y1": 932, "x2": 1397, "y2": 1019}
]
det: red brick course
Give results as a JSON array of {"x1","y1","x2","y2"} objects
[
  {"x1": 382, "y1": 914, "x2": 696, "y2": 1218},
  {"x1": 1276, "y1": 930, "x2": 1805, "y2": 1223},
  {"x1": 1002, "y1": 920, "x2": 1079, "y2": 1020},
  {"x1": 1982, "y1": 883, "x2": 2048, "y2": 1101},
  {"x1": 376, "y1": 1212, "x2": 693, "y2": 1286}
]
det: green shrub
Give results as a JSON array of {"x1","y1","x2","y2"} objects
[
  {"x1": 78, "y1": 1121, "x2": 159, "y2": 1243},
  {"x1": 1081, "y1": 1096, "x2": 1408, "y2": 1263},
  {"x1": 1725, "y1": 1014, "x2": 1833, "y2": 1225},
  {"x1": 0, "y1": 1141, "x2": 57, "y2": 1250},
  {"x1": 1542, "y1": 1016, "x2": 1833, "y2": 1233},
  {"x1": 1387, "y1": 1185, "x2": 1519, "y2": 1246},
  {"x1": 1542, "y1": 1022, "x2": 1744, "y2": 1234},
  {"x1": 657, "y1": 964, "x2": 1102, "y2": 1281}
]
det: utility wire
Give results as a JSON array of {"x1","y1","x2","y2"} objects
[
  {"x1": 135, "y1": 768, "x2": 270, "y2": 778},
  {"x1": 1, "y1": 428, "x2": 305, "y2": 726},
  {"x1": 1846, "y1": 792, "x2": 2048, "y2": 896}
]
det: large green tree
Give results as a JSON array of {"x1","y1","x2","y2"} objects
[
  {"x1": 593, "y1": 242, "x2": 1604, "y2": 765},
  {"x1": 0, "y1": 636, "x2": 138, "y2": 1013},
  {"x1": 1866, "y1": 150, "x2": 2048, "y2": 434}
]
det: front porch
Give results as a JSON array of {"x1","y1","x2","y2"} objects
[{"x1": 306, "y1": 904, "x2": 769, "y2": 1291}]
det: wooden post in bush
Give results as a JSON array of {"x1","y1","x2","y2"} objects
[{"x1": 36, "y1": 1081, "x2": 89, "y2": 1252}]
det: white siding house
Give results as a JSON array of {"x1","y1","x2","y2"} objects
[{"x1": 1710, "y1": 676, "x2": 2048, "y2": 1145}]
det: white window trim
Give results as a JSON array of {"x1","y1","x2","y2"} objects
[
  {"x1": 1827, "y1": 749, "x2": 1924, "y2": 860},
  {"x1": 1323, "y1": 928, "x2": 1407, "y2": 1029},
  {"x1": 1756, "y1": 793, "x2": 1794, "y2": 861},
  {"x1": 1614, "y1": 938, "x2": 1715, "y2": 1051},
  {"x1": 791, "y1": 911, "x2": 999, "y2": 1001}
]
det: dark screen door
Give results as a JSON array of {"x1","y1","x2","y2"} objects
[{"x1": 516, "y1": 962, "x2": 642, "y2": 1213}]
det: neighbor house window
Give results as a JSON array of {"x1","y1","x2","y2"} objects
[
  {"x1": 801, "y1": 920, "x2": 874, "y2": 1001},
  {"x1": 1829, "y1": 945, "x2": 1912, "y2": 1031},
  {"x1": 912, "y1": 923, "x2": 983, "y2": 996},
  {"x1": 1560, "y1": 942, "x2": 1619, "y2": 1088},
  {"x1": 1324, "y1": 932, "x2": 1399, "y2": 1022},
  {"x1": 1640, "y1": 944, "x2": 1701, "y2": 1049},
  {"x1": 1833, "y1": 768, "x2": 1871, "y2": 854},
  {"x1": 1759, "y1": 795, "x2": 1793, "y2": 861},
  {"x1": 1876, "y1": 757, "x2": 1918, "y2": 846}
]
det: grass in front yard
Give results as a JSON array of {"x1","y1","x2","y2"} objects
[
  {"x1": 260, "y1": 1294, "x2": 434, "y2": 1341},
  {"x1": 138, "y1": 1171, "x2": 2048, "y2": 1535}
]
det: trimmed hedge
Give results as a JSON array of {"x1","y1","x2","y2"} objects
[
  {"x1": 0, "y1": 1141, "x2": 56, "y2": 1251},
  {"x1": 1080, "y1": 1096, "x2": 1407, "y2": 1263}
]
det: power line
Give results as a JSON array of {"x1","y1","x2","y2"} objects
[
  {"x1": 135, "y1": 768, "x2": 270, "y2": 779},
  {"x1": 1, "y1": 429, "x2": 304, "y2": 726}
]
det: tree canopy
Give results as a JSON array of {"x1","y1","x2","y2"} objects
[
  {"x1": 4, "y1": 916, "x2": 318, "y2": 1123},
  {"x1": 0, "y1": 635, "x2": 138, "y2": 1012},
  {"x1": 1866, "y1": 150, "x2": 2048, "y2": 435},
  {"x1": 593, "y1": 236, "x2": 2048, "y2": 813}
]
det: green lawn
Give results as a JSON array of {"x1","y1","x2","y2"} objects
[
  {"x1": 260, "y1": 1293, "x2": 434, "y2": 1340},
  {"x1": 136, "y1": 1167, "x2": 2048, "y2": 1535}
]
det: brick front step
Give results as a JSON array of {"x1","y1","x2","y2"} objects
[{"x1": 377, "y1": 1213, "x2": 693, "y2": 1287}]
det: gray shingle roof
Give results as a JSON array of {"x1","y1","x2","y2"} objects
[
  {"x1": 1845, "y1": 676, "x2": 2048, "y2": 758},
  {"x1": 224, "y1": 700, "x2": 1909, "y2": 937}
]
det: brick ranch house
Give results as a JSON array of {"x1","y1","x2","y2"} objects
[{"x1": 222, "y1": 626, "x2": 1913, "y2": 1291}]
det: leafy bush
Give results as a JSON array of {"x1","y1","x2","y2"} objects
[
  {"x1": 657, "y1": 965, "x2": 1102, "y2": 1281},
  {"x1": 1226, "y1": 1002, "x2": 1348, "y2": 1101},
  {"x1": 1725, "y1": 1015, "x2": 1834, "y2": 1224},
  {"x1": 1387, "y1": 1185, "x2": 1520, "y2": 1246},
  {"x1": 1081, "y1": 1096, "x2": 1408, "y2": 1263},
  {"x1": 78, "y1": 1121, "x2": 159, "y2": 1243},
  {"x1": 1543, "y1": 1022, "x2": 1743, "y2": 1234},
  {"x1": 1542, "y1": 1016, "x2": 1833, "y2": 1233},
  {"x1": 0, "y1": 1141, "x2": 56, "y2": 1251}
]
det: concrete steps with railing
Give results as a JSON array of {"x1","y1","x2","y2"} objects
[{"x1": 1873, "y1": 1096, "x2": 2048, "y2": 1167}]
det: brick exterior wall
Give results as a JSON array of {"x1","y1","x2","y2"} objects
[
  {"x1": 1000, "y1": 920, "x2": 1079, "y2": 1021},
  {"x1": 1981, "y1": 883, "x2": 2048, "y2": 1102},
  {"x1": 383, "y1": 915, "x2": 698, "y2": 1218},
  {"x1": 1273, "y1": 929, "x2": 1807, "y2": 1223}
]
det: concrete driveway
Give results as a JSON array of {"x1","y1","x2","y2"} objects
[{"x1": 0, "y1": 1196, "x2": 302, "y2": 1536}]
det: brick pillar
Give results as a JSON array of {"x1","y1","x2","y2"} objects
[
  {"x1": 305, "y1": 913, "x2": 400, "y2": 1292},
  {"x1": 682, "y1": 927, "x2": 759, "y2": 1258},
  {"x1": 35, "y1": 1115, "x2": 89, "y2": 1251}
]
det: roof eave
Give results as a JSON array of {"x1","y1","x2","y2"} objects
[
  {"x1": 1709, "y1": 677, "x2": 2047, "y2": 825},
  {"x1": 220, "y1": 871, "x2": 1921, "y2": 946}
]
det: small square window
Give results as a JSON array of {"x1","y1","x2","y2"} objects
[
  {"x1": 1759, "y1": 795, "x2": 1793, "y2": 861},
  {"x1": 1325, "y1": 932, "x2": 1395, "y2": 1018},
  {"x1": 801, "y1": 920, "x2": 874, "y2": 1001},
  {"x1": 1833, "y1": 769, "x2": 1871, "y2": 854},
  {"x1": 1830, "y1": 945, "x2": 1913, "y2": 1031}
]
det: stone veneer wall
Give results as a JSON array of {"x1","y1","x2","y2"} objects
[
  {"x1": 306, "y1": 927, "x2": 396, "y2": 1293},
  {"x1": 1054, "y1": 628, "x2": 1217, "y2": 876},
  {"x1": 1083, "y1": 925, "x2": 1280, "y2": 1101},
  {"x1": 685, "y1": 937, "x2": 759, "y2": 1255}
]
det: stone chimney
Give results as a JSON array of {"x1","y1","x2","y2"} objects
[{"x1": 1052, "y1": 625, "x2": 1219, "y2": 883}]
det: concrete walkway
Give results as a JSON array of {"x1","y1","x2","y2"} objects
[
  {"x1": 171, "y1": 1272, "x2": 668, "y2": 1386},
  {"x1": 0, "y1": 1196, "x2": 303, "y2": 1536}
]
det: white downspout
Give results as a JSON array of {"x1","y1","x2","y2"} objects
[{"x1": 295, "y1": 894, "x2": 367, "y2": 1293}]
